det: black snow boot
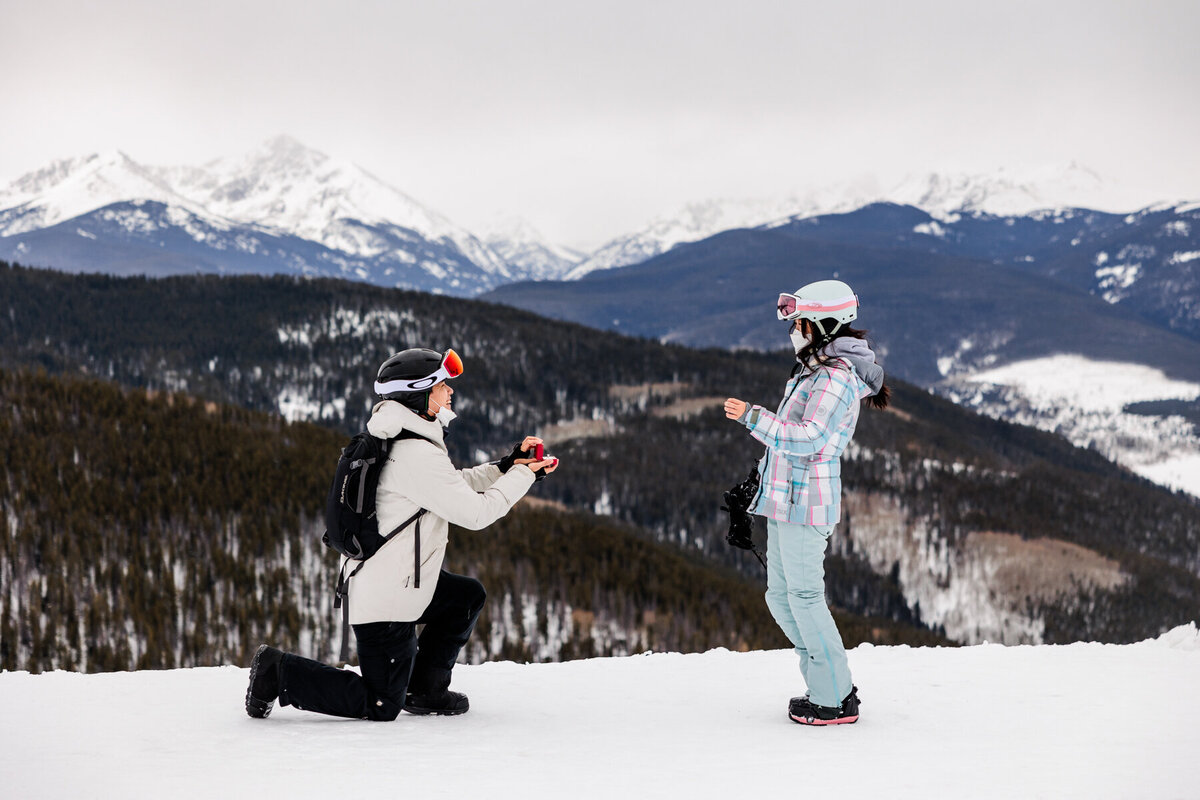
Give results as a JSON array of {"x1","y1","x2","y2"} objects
[
  {"x1": 245, "y1": 644, "x2": 284, "y2": 719},
  {"x1": 405, "y1": 689, "x2": 469, "y2": 716},
  {"x1": 789, "y1": 685, "x2": 860, "y2": 726}
]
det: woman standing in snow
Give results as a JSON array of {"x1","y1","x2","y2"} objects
[{"x1": 724, "y1": 279, "x2": 888, "y2": 725}]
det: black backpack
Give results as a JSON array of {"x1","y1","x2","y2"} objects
[{"x1": 322, "y1": 430, "x2": 427, "y2": 661}]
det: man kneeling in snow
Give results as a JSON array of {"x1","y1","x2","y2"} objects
[{"x1": 245, "y1": 347, "x2": 557, "y2": 719}]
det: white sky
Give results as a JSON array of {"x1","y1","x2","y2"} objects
[{"x1": 2, "y1": 0, "x2": 1198, "y2": 249}]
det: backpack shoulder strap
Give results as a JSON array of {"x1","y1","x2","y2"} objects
[
  {"x1": 335, "y1": 506, "x2": 429, "y2": 663},
  {"x1": 334, "y1": 428, "x2": 435, "y2": 662}
]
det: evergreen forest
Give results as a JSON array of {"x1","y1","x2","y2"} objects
[
  {"x1": 0, "y1": 367, "x2": 946, "y2": 673},
  {"x1": 1, "y1": 262, "x2": 1198, "y2": 672}
]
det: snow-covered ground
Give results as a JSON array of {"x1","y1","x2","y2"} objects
[
  {"x1": 2, "y1": 626, "x2": 1197, "y2": 799},
  {"x1": 943, "y1": 354, "x2": 1200, "y2": 498}
]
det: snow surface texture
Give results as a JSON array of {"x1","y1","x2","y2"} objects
[
  {"x1": 1, "y1": 626, "x2": 1197, "y2": 799},
  {"x1": 944, "y1": 354, "x2": 1200, "y2": 498}
]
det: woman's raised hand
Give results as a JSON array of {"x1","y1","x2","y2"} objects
[
  {"x1": 512, "y1": 435, "x2": 558, "y2": 478},
  {"x1": 724, "y1": 398, "x2": 748, "y2": 420},
  {"x1": 512, "y1": 436, "x2": 544, "y2": 466}
]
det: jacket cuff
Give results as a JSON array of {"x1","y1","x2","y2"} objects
[{"x1": 739, "y1": 405, "x2": 759, "y2": 427}]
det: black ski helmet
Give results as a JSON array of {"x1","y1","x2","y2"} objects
[{"x1": 374, "y1": 348, "x2": 458, "y2": 415}]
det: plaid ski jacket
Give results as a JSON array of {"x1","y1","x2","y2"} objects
[{"x1": 740, "y1": 358, "x2": 868, "y2": 526}]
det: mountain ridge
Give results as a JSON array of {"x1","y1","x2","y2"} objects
[
  {"x1": 568, "y1": 163, "x2": 1180, "y2": 278},
  {"x1": 0, "y1": 137, "x2": 581, "y2": 293},
  {"x1": 4, "y1": 140, "x2": 1190, "y2": 295}
]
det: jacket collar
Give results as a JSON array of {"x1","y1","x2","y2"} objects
[{"x1": 366, "y1": 400, "x2": 447, "y2": 452}]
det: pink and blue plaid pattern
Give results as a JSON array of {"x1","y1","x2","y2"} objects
[{"x1": 741, "y1": 359, "x2": 869, "y2": 525}]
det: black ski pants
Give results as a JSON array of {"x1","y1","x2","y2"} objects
[{"x1": 276, "y1": 570, "x2": 486, "y2": 721}]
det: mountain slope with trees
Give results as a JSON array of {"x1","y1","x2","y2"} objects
[
  {"x1": 1, "y1": 262, "x2": 1197, "y2": 652},
  {"x1": 0, "y1": 367, "x2": 947, "y2": 674}
]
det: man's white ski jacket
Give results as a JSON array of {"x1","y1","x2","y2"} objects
[{"x1": 345, "y1": 400, "x2": 536, "y2": 623}]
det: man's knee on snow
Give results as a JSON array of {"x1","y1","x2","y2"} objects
[{"x1": 366, "y1": 696, "x2": 403, "y2": 721}]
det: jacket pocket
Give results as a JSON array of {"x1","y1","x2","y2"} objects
[
  {"x1": 785, "y1": 456, "x2": 810, "y2": 505},
  {"x1": 403, "y1": 542, "x2": 445, "y2": 590},
  {"x1": 762, "y1": 453, "x2": 792, "y2": 507}
]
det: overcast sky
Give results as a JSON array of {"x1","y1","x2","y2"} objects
[{"x1": 2, "y1": 0, "x2": 1198, "y2": 248}]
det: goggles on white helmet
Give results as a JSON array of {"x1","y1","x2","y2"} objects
[
  {"x1": 782, "y1": 278, "x2": 859, "y2": 319},
  {"x1": 776, "y1": 279, "x2": 859, "y2": 338},
  {"x1": 776, "y1": 292, "x2": 859, "y2": 321}
]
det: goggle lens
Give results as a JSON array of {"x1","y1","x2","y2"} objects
[
  {"x1": 442, "y1": 349, "x2": 464, "y2": 378},
  {"x1": 777, "y1": 294, "x2": 798, "y2": 320}
]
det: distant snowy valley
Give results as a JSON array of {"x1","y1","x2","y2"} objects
[{"x1": 941, "y1": 354, "x2": 1200, "y2": 498}]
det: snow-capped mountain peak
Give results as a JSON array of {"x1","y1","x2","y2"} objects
[
  {"x1": 0, "y1": 150, "x2": 201, "y2": 235},
  {"x1": 566, "y1": 183, "x2": 882, "y2": 279},
  {"x1": 480, "y1": 214, "x2": 582, "y2": 281},
  {"x1": 155, "y1": 136, "x2": 509, "y2": 275},
  {"x1": 886, "y1": 162, "x2": 1124, "y2": 221},
  {"x1": 0, "y1": 136, "x2": 519, "y2": 288},
  {"x1": 566, "y1": 164, "x2": 1151, "y2": 279}
]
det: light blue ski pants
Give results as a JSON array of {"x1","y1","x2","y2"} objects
[{"x1": 764, "y1": 519, "x2": 853, "y2": 707}]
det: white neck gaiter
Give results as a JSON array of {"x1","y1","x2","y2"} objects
[{"x1": 430, "y1": 398, "x2": 457, "y2": 427}]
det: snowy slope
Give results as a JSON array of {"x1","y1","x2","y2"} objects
[
  {"x1": 942, "y1": 354, "x2": 1200, "y2": 498},
  {"x1": 2, "y1": 627, "x2": 1197, "y2": 799}
]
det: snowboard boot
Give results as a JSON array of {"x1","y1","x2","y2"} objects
[
  {"x1": 245, "y1": 644, "x2": 284, "y2": 719},
  {"x1": 789, "y1": 685, "x2": 860, "y2": 726},
  {"x1": 405, "y1": 689, "x2": 470, "y2": 716}
]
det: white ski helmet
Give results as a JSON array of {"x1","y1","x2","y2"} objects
[{"x1": 776, "y1": 279, "x2": 859, "y2": 338}]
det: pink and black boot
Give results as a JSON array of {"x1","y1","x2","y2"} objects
[{"x1": 789, "y1": 685, "x2": 860, "y2": 725}]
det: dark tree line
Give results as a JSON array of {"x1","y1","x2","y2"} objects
[
  {"x1": 1, "y1": 261, "x2": 1197, "y2": 659},
  {"x1": 0, "y1": 367, "x2": 948, "y2": 674}
]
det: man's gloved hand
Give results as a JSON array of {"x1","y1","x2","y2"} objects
[
  {"x1": 496, "y1": 436, "x2": 557, "y2": 480},
  {"x1": 496, "y1": 442, "x2": 527, "y2": 474}
]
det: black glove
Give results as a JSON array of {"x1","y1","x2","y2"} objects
[{"x1": 496, "y1": 442, "x2": 529, "y2": 474}]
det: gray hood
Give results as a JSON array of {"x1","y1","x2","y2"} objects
[{"x1": 820, "y1": 337, "x2": 885, "y2": 396}]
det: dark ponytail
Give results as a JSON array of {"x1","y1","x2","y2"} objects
[
  {"x1": 793, "y1": 318, "x2": 890, "y2": 410},
  {"x1": 865, "y1": 382, "x2": 890, "y2": 410}
]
